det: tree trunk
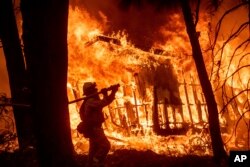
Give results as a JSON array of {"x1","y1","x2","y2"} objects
[
  {"x1": 20, "y1": 0, "x2": 74, "y2": 166},
  {"x1": 179, "y1": 0, "x2": 227, "y2": 162},
  {"x1": 0, "y1": 0, "x2": 34, "y2": 150}
]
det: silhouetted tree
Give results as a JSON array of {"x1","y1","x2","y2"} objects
[
  {"x1": 0, "y1": 0, "x2": 34, "y2": 150},
  {"x1": 179, "y1": 0, "x2": 227, "y2": 162},
  {"x1": 21, "y1": 0, "x2": 74, "y2": 166}
]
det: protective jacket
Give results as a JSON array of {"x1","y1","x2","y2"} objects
[{"x1": 79, "y1": 91, "x2": 116, "y2": 136}]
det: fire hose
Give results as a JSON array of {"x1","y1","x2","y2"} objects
[{"x1": 68, "y1": 84, "x2": 120, "y2": 104}]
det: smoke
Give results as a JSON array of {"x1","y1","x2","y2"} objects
[{"x1": 70, "y1": 0, "x2": 181, "y2": 50}]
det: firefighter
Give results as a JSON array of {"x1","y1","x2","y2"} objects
[{"x1": 80, "y1": 82, "x2": 119, "y2": 167}]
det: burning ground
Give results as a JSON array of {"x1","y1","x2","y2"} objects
[{"x1": 0, "y1": 149, "x2": 227, "y2": 167}]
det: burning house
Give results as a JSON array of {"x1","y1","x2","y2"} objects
[{"x1": 67, "y1": 32, "x2": 212, "y2": 154}]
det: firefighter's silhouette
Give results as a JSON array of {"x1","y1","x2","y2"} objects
[{"x1": 80, "y1": 82, "x2": 119, "y2": 167}]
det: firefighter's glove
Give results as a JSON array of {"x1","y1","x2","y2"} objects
[
  {"x1": 100, "y1": 88, "x2": 108, "y2": 96},
  {"x1": 111, "y1": 84, "x2": 119, "y2": 92}
]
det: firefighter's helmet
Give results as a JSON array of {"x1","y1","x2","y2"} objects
[{"x1": 83, "y1": 82, "x2": 97, "y2": 95}]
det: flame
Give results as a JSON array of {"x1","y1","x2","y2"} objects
[{"x1": 67, "y1": 3, "x2": 249, "y2": 155}]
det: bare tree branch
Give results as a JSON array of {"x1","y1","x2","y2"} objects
[
  {"x1": 212, "y1": 2, "x2": 248, "y2": 49},
  {"x1": 220, "y1": 88, "x2": 250, "y2": 114}
]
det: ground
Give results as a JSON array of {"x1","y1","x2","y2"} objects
[{"x1": 0, "y1": 148, "x2": 229, "y2": 167}]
